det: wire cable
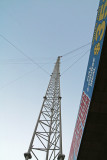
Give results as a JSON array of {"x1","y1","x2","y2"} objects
[
  {"x1": 0, "y1": 33, "x2": 92, "y2": 78},
  {"x1": 61, "y1": 42, "x2": 91, "y2": 57},
  {"x1": 0, "y1": 34, "x2": 50, "y2": 75},
  {"x1": 0, "y1": 57, "x2": 56, "y2": 63},
  {"x1": 61, "y1": 49, "x2": 90, "y2": 75},
  {"x1": 61, "y1": 47, "x2": 90, "y2": 63},
  {"x1": 0, "y1": 62, "x2": 54, "y2": 65},
  {"x1": 0, "y1": 43, "x2": 91, "y2": 90},
  {"x1": 0, "y1": 66, "x2": 46, "y2": 91}
]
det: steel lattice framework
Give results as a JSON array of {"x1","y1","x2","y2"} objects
[{"x1": 24, "y1": 57, "x2": 65, "y2": 160}]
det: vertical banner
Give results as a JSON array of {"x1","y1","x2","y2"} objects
[{"x1": 69, "y1": 0, "x2": 107, "y2": 160}]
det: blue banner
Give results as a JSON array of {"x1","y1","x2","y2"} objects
[{"x1": 69, "y1": 1, "x2": 107, "y2": 160}]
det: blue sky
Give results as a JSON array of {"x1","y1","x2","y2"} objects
[{"x1": 0, "y1": 0, "x2": 99, "y2": 160}]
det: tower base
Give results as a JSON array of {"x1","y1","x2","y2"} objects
[
  {"x1": 58, "y1": 154, "x2": 65, "y2": 160},
  {"x1": 24, "y1": 152, "x2": 32, "y2": 159}
]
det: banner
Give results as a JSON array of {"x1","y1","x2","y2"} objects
[{"x1": 69, "y1": 0, "x2": 107, "y2": 159}]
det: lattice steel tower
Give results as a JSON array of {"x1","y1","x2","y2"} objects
[{"x1": 24, "y1": 57, "x2": 65, "y2": 160}]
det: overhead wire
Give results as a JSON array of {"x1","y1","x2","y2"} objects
[
  {"x1": 0, "y1": 57, "x2": 56, "y2": 65},
  {"x1": 61, "y1": 42, "x2": 91, "y2": 57},
  {"x1": 0, "y1": 61, "x2": 54, "y2": 65},
  {"x1": 61, "y1": 49, "x2": 90, "y2": 75},
  {"x1": 0, "y1": 47, "x2": 90, "y2": 90},
  {"x1": 0, "y1": 34, "x2": 91, "y2": 90},
  {"x1": 0, "y1": 64, "x2": 48, "y2": 91},
  {"x1": 0, "y1": 57, "x2": 56, "y2": 64},
  {"x1": 0, "y1": 34, "x2": 50, "y2": 75},
  {"x1": 61, "y1": 47, "x2": 90, "y2": 63}
]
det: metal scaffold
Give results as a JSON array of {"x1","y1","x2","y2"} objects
[{"x1": 24, "y1": 56, "x2": 65, "y2": 160}]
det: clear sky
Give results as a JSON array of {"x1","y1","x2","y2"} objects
[{"x1": 0, "y1": 0, "x2": 99, "y2": 160}]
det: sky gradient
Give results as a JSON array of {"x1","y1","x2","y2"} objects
[{"x1": 0, "y1": 0, "x2": 99, "y2": 160}]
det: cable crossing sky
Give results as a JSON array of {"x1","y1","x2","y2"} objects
[{"x1": 0, "y1": 33, "x2": 91, "y2": 90}]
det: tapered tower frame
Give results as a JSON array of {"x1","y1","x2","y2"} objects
[{"x1": 24, "y1": 57, "x2": 65, "y2": 160}]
